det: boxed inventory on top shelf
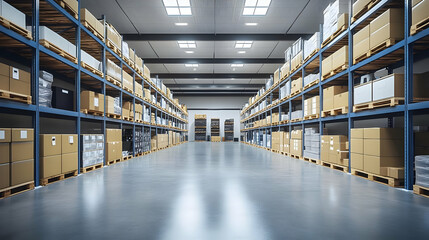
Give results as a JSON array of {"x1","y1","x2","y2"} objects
[
  {"x1": 411, "y1": 0, "x2": 429, "y2": 35},
  {"x1": 80, "y1": 8, "x2": 105, "y2": 40},
  {"x1": 322, "y1": 0, "x2": 348, "y2": 43}
]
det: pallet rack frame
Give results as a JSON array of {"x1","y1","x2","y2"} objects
[
  {"x1": 0, "y1": 0, "x2": 188, "y2": 187},
  {"x1": 240, "y1": 0, "x2": 429, "y2": 190}
]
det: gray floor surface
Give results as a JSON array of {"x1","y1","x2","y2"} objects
[{"x1": 1, "y1": 142, "x2": 429, "y2": 240}]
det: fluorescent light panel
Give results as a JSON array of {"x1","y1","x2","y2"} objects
[
  {"x1": 163, "y1": 0, "x2": 192, "y2": 16},
  {"x1": 178, "y1": 40, "x2": 196, "y2": 48},
  {"x1": 243, "y1": 0, "x2": 270, "y2": 16},
  {"x1": 185, "y1": 50, "x2": 194, "y2": 53},
  {"x1": 231, "y1": 64, "x2": 244, "y2": 67},
  {"x1": 235, "y1": 41, "x2": 253, "y2": 49},
  {"x1": 237, "y1": 51, "x2": 246, "y2": 54},
  {"x1": 185, "y1": 64, "x2": 198, "y2": 67},
  {"x1": 175, "y1": 22, "x2": 188, "y2": 26},
  {"x1": 245, "y1": 22, "x2": 258, "y2": 26}
]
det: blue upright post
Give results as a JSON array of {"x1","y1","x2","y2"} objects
[
  {"x1": 33, "y1": 0, "x2": 40, "y2": 186},
  {"x1": 347, "y1": 0, "x2": 353, "y2": 173},
  {"x1": 76, "y1": 0, "x2": 82, "y2": 172}
]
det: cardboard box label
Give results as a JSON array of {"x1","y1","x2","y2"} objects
[
  {"x1": 52, "y1": 137, "x2": 56, "y2": 146},
  {"x1": 0, "y1": 130, "x2": 4, "y2": 140},
  {"x1": 94, "y1": 97, "x2": 99, "y2": 107},
  {"x1": 21, "y1": 130, "x2": 27, "y2": 139},
  {"x1": 69, "y1": 136, "x2": 74, "y2": 144},
  {"x1": 62, "y1": 89, "x2": 69, "y2": 94},
  {"x1": 12, "y1": 68, "x2": 19, "y2": 80}
]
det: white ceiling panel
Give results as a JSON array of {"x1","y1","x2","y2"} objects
[
  {"x1": 214, "y1": 78, "x2": 252, "y2": 84},
  {"x1": 213, "y1": 64, "x2": 262, "y2": 73},
  {"x1": 126, "y1": 41, "x2": 158, "y2": 59},
  {"x1": 164, "y1": 64, "x2": 214, "y2": 73},
  {"x1": 150, "y1": 41, "x2": 214, "y2": 58},
  {"x1": 258, "y1": 64, "x2": 281, "y2": 74},
  {"x1": 269, "y1": 41, "x2": 293, "y2": 59},
  {"x1": 250, "y1": 79, "x2": 269, "y2": 84},
  {"x1": 173, "y1": 78, "x2": 214, "y2": 84},
  {"x1": 146, "y1": 64, "x2": 169, "y2": 74},
  {"x1": 161, "y1": 78, "x2": 176, "y2": 84},
  {"x1": 288, "y1": 0, "x2": 337, "y2": 34},
  {"x1": 215, "y1": 41, "x2": 278, "y2": 58}
]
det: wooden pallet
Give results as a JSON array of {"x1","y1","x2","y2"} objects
[
  {"x1": 320, "y1": 161, "x2": 348, "y2": 173},
  {"x1": 55, "y1": 0, "x2": 78, "y2": 19},
  {"x1": 303, "y1": 157, "x2": 320, "y2": 164},
  {"x1": 271, "y1": 149, "x2": 281, "y2": 154},
  {"x1": 106, "y1": 158, "x2": 121, "y2": 166},
  {"x1": 81, "y1": 109, "x2": 104, "y2": 116},
  {"x1": 351, "y1": 0, "x2": 381, "y2": 23},
  {"x1": 290, "y1": 89, "x2": 302, "y2": 98},
  {"x1": 82, "y1": 21, "x2": 104, "y2": 42},
  {"x1": 106, "y1": 40, "x2": 121, "y2": 56},
  {"x1": 0, "y1": 16, "x2": 32, "y2": 40},
  {"x1": 411, "y1": 16, "x2": 429, "y2": 36},
  {"x1": 135, "y1": 93, "x2": 143, "y2": 99},
  {"x1": 106, "y1": 75, "x2": 121, "y2": 87},
  {"x1": 353, "y1": 97, "x2": 404, "y2": 112},
  {"x1": 303, "y1": 113, "x2": 319, "y2": 120},
  {"x1": 290, "y1": 118, "x2": 302, "y2": 123},
  {"x1": 122, "y1": 155, "x2": 133, "y2": 161},
  {"x1": 322, "y1": 25, "x2": 347, "y2": 48},
  {"x1": 304, "y1": 48, "x2": 319, "y2": 63},
  {"x1": 290, "y1": 63, "x2": 303, "y2": 75},
  {"x1": 0, "y1": 89, "x2": 32, "y2": 104},
  {"x1": 40, "y1": 170, "x2": 78, "y2": 186},
  {"x1": 135, "y1": 119, "x2": 144, "y2": 123},
  {"x1": 123, "y1": 86, "x2": 133, "y2": 94},
  {"x1": 413, "y1": 185, "x2": 429, "y2": 198},
  {"x1": 39, "y1": 40, "x2": 78, "y2": 64},
  {"x1": 322, "y1": 64, "x2": 348, "y2": 80},
  {"x1": 281, "y1": 151, "x2": 289, "y2": 156},
  {"x1": 353, "y1": 51, "x2": 371, "y2": 65},
  {"x1": 322, "y1": 106, "x2": 348, "y2": 117},
  {"x1": 81, "y1": 61, "x2": 104, "y2": 77},
  {"x1": 370, "y1": 38, "x2": 398, "y2": 56},
  {"x1": 303, "y1": 79, "x2": 319, "y2": 90},
  {"x1": 0, "y1": 181, "x2": 35, "y2": 199},
  {"x1": 81, "y1": 163, "x2": 103, "y2": 173},
  {"x1": 106, "y1": 113, "x2": 121, "y2": 119},
  {"x1": 123, "y1": 116, "x2": 134, "y2": 122},
  {"x1": 290, "y1": 154, "x2": 302, "y2": 160},
  {"x1": 351, "y1": 169, "x2": 404, "y2": 187}
]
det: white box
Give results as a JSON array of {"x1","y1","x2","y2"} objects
[
  {"x1": 81, "y1": 50, "x2": 101, "y2": 71},
  {"x1": 0, "y1": 1, "x2": 26, "y2": 29},
  {"x1": 372, "y1": 74, "x2": 402, "y2": 101},
  {"x1": 38, "y1": 26, "x2": 76, "y2": 57},
  {"x1": 304, "y1": 32, "x2": 321, "y2": 59},
  {"x1": 354, "y1": 82, "x2": 372, "y2": 104},
  {"x1": 122, "y1": 41, "x2": 129, "y2": 59}
]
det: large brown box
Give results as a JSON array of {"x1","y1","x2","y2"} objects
[
  {"x1": 122, "y1": 71, "x2": 134, "y2": 92},
  {"x1": 135, "y1": 104, "x2": 143, "y2": 114},
  {"x1": 351, "y1": 128, "x2": 364, "y2": 139},
  {"x1": 273, "y1": 69, "x2": 280, "y2": 85},
  {"x1": 363, "y1": 128, "x2": 403, "y2": 139},
  {"x1": 322, "y1": 55, "x2": 332, "y2": 78},
  {"x1": 80, "y1": 8, "x2": 105, "y2": 38},
  {"x1": 332, "y1": 46, "x2": 348, "y2": 70},
  {"x1": 291, "y1": 78, "x2": 302, "y2": 93},
  {"x1": 363, "y1": 139, "x2": 404, "y2": 157},
  {"x1": 40, "y1": 155, "x2": 61, "y2": 178},
  {"x1": 0, "y1": 62, "x2": 9, "y2": 76},
  {"x1": 106, "y1": 129, "x2": 122, "y2": 142},
  {"x1": 11, "y1": 142, "x2": 34, "y2": 162},
  {"x1": 351, "y1": 138, "x2": 364, "y2": 154},
  {"x1": 11, "y1": 159, "x2": 34, "y2": 185},
  {"x1": 291, "y1": 129, "x2": 302, "y2": 139},
  {"x1": 323, "y1": 86, "x2": 347, "y2": 110},
  {"x1": 105, "y1": 96, "x2": 116, "y2": 114},
  {"x1": 0, "y1": 143, "x2": 9, "y2": 164},
  {"x1": 81, "y1": 91, "x2": 104, "y2": 112},
  {"x1": 40, "y1": 134, "x2": 62, "y2": 157},
  {"x1": 12, "y1": 128, "x2": 34, "y2": 142},
  {"x1": 351, "y1": 153, "x2": 364, "y2": 170},
  {"x1": 106, "y1": 142, "x2": 122, "y2": 161},
  {"x1": 0, "y1": 63, "x2": 9, "y2": 91},
  {"x1": 9, "y1": 67, "x2": 31, "y2": 96},
  {"x1": 388, "y1": 167, "x2": 404, "y2": 179},
  {"x1": 412, "y1": 0, "x2": 429, "y2": 26},
  {"x1": 103, "y1": 22, "x2": 122, "y2": 49},
  {"x1": 363, "y1": 155, "x2": 403, "y2": 175},
  {"x1": 62, "y1": 134, "x2": 78, "y2": 154},
  {"x1": 353, "y1": 0, "x2": 373, "y2": 18},
  {"x1": 337, "y1": 13, "x2": 348, "y2": 31},
  {"x1": 370, "y1": 9, "x2": 404, "y2": 49},
  {"x1": 353, "y1": 25, "x2": 370, "y2": 59},
  {"x1": 0, "y1": 128, "x2": 11, "y2": 143},
  {"x1": 62, "y1": 152, "x2": 78, "y2": 173},
  {"x1": 333, "y1": 91, "x2": 348, "y2": 109},
  {"x1": 0, "y1": 163, "x2": 9, "y2": 189}
]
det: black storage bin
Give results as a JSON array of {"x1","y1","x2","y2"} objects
[{"x1": 52, "y1": 86, "x2": 74, "y2": 111}]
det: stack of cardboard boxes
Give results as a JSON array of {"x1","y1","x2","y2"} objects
[
  {"x1": 81, "y1": 90, "x2": 104, "y2": 114},
  {"x1": 321, "y1": 135, "x2": 349, "y2": 166},
  {"x1": 106, "y1": 129, "x2": 122, "y2": 163},
  {"x1": 351, "y1": 128, "x2": 404, "y2": 178},
  {"x1": 322, "y1": 0, "x2": 348, "y2": 42},
  {"x1": 105, "y1": 96, "x2": 121, "y2": 116},
  {"x1": 0, "y1": 63, "x2": 31, "y2": 97},
  {"x1": 135, "y1": 103, "x2": 142, "y2": 121},
  {"x1": 80, "y1": 8, "x2": 105, "y2": 41},
  {"x1": 323, "y1": 86, "x2": 348, "y2": 111},
  {"x1": 411, "y1": 0, "x2": 429, "y2": 34},
  {"x1": 0, "y1": 128, "x2": 34, "y2": 189},
  {"x1": 272, "y1": 131, "x2": 284, "y2": 152},
  {"x1": 304, "y1": 96, "x2": 320, "y2": 117},
  {"x1": 291, "y1": 77, "x2": 302, "y2": 94},
  {"x1": 322, "y1": 46, "x2": 348, "y2": 79},
  {"x1": 303, "y1": 127, "x2": 320, "y2": 160},
  {"x1": 290, "y1": 130, "x2": 302, "y2": 157},
  {"x1": 40, "y1": 134, "x2": 78, "y2": 179},
  {"x1": 370, "y1": 9, "x2": 404, "y2": 53},
  {"x1": 122, "y1": 70, "x2": 133, "y2": 93},
  {"x1": 122, "y1": 101, "x2": 133, "y2": 120}
]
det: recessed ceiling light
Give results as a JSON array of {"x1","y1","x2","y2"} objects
[
  {"x1": 231, "y1": 64, "x2": 244, "y2": 67},
  {"x1": 243, "y1": 0, "x2": 271, "y2": 16},
  {"x1": 238, "y1": 51, "x2": 246, "y2": 54},
  {"x1": 185, "y1": 64, "x2": 198, "y2": 67},
  {"x1": 245, "y1": 23, "x2": 258, "y2": 26},
  {"x1": 235, "y1": 41, "x2": 253, "y2": 49},
  {"x1": 185, "y1": 50, "x2": 194, "y2": 54},
  {"x1": 163, "y1": 0, "x2": 192, "y2": 16},
  {"x1": 175, "y1": 22, "x2": 188, "y2": 26},
  {"x1": 178, "y1": 40, "x2": 196, "y2": 48}
]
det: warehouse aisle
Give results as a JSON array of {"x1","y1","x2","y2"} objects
[{"x1": 1, "y1": 142, "x2": 429, "y2": 239}]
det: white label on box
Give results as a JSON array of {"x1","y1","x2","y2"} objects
[
  {"x1": 21, "y1": 130, "x2": 27, "y2": 139},
  {"x1": 69, "y1": 136, "x2": 74, "y2": 144},
  {"x1": 12, "y1": 68, "x2": 19, "y2": 80},
  {"x1": 0, "y1": 130, "x2": 4, "y2": 140},
  {"x1": 94, "y1": 97, "x2": 99, "y2": 107},
  {"x1": 62, "y1": 89, "x2": 69, "y2": 94},
  {"x1": 52, "y1": 137, "x2": 56, "y2": 146}
]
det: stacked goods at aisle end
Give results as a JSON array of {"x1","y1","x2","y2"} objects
[
  {"x1": 195, "y1": 114, "x2": 207, "y2": 141},
  {"x1": 290, "y1": 130, "x2": 302, "y2": 159},
  {"x1": 106, "y1": 129, "x2": 122, "y2": 165},
  {"x1": 81, "y1": 134, "x2": 104, "y2": 172},
  {"x1": 211, "y1": 118, "x2": 220, "y2": 142},
  {"x1": 224, "y1": 119, "x2": 234, "y2": 141},
  {"x1": 303, "y1": 127, "x2": 320, "y2": 161},
  {"x1": 321, "y1": 134, "x2": 349, "y2": 170},
  {"x1": 322, "y1": 0, "x2": 348, "y2": 46}
]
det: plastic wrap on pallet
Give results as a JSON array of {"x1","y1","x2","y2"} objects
[
  {"x1": 81, "y1": 50, "x2": 101, "y2": 71},
  {"x1": 122, "y1": 41, "x2": 129, "y2": 60},
  {"x1": 291, "y1": 110, "x2": 303, "y2": 120},
  {"x1": 304, "y1": 32, "x2": 321, "y2": 60},
  {"x1": 107, "y1": 59, "x2": 121, "y2": 80},
  {"x1": 416, "y1": 155, "x2": 429, "y2": 188},
  {"x1": 39, "y1": 70, "x2": 53, "y2": 82},
  {"x1": 1, "y1": 1, "x2": 26, "y2": 29},
  {"x1": 322, "y1": 0, "x2": 349, "y2": 41},
  {"x1": 81, "y1": 134, "x2": 104, "y2": 168},
  {"x1": 266, "y1": 78, "x2": 273, "y2": 90},
  {"x1": 292, "y1": 38, "x2": 303, "y2": 57},
  {"x1": 114, "y1": 97, "x2": 121, "y2": 115}
]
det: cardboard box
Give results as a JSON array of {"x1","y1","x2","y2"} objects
[
  {"x1": 105, "y1": 96, "x2": 115, "y2": 114},
  {"x1": 9, "y1": 67, "x2": 31, "y2": 96},
  {"x1": 388, "y1": 167, "x2": 404, "y2": 179},
  {"x1": 0, "y1": 143, "x2": 9, "y2": 164},
  {"x1": 40, "y1": 155, "x2": 61, "y2": 178},
  {"x1": 122, "y1": 71, "x2": 134, "y2": 92},
  {"x1": 291, "y1": 78, "x2": 302, "y2": 93},
  {"x1": 0, "y1": 62, "x2": 8, "y2": 76},
  {"x1": 106, "y1": 142, "x2": 122, "y2": 161},
  {"x1": 364, "y1": 139, "x2": 404, "y2": 156},
  {"x1": 354, "y1": 81, "x2": 372, "y2": 105},
  {"x1": 351, "y1": 153, "x2": 364, "y2": 170},
  {"x1": 62, "y1": 134, "x2": 78, "y2": 154},
  {"x1": 363, "y1": 128, "x2": 403, "y2": 139},
  {"x1": 135, "y1": 82, "x2": 143, "y2": 97},
  {"x1": 351, "y1": 138, "x2": 364, "y2": 154},
  {"x1": 372, "y1": 73, "x2": 404, "y2": 101},
  {"x1": 370, "y1": 12, "x2": 404, "y2": 50},
  {"x1": 106, "y1": 129, "x2": 122, "y2": 142},
  {"x1": 12, "y1": 128, "x2": 34, "y2": 142},
  {"x1": 40, "y1": 134, "x2": 62, "y2": 157},
  {"x1": 291, "y1": 130, "x2": 302, "y2": 139},
  {"x1": 353, "y1": 0, "x2": 373, "y2": 18},
  {"x1": 11, "y1": 142, "x2": 33, "y2": 162},
  {"x1": 273, "y1": 69, "x2": 280, "y2": 84},
  {"x1": 0, "y1": 128, "x2": 11, "y2": 143},
  {"x1": 337, "y1": 13, "x2": 348, "y2": 31},
  {"x1": 11, "y1": 159, "x2": 34, "y2": 185},
  {"x1": 332, "y1": 46, "x2": 348, "y2": 70},
  {"x1": 81, "y1": 8, "x2": 105, "y2": 38},
  {"x1": 333, "y1": 91, "x2": 348, "y2": 109},
  {"x1": 412, "y1": 0, "x2": 429, "y2": 26},
  {"x1": 0, "y1": 63, "x2": 9, "y2": 91},
  {"x1": 351, "y1": 128, "x2": 364, "y2": 139},
  {"x1": 0, "y1": 163, "x2": 9, "y2": 189},
  {"x1": 363, "y1": 155, "x2": 403, "y2": 175},
  {"x1": 370, "y1": 9, "x2": 404, "y2": 34},
  {"x1": 81, "y1": 91, "x2": 104, "y2": 112},
  {"x1": 62, "y1": 152, "x2": 78, "y2": 173},
  {"x1": 322, "y1": 55, "x2": 332, "y2": 78},
  {"x1": 104, "y1": 22, "x2": 122, "y2": 49},
  {"x1": 323, "y1": 85, "x2": 347, "y2": 110}
]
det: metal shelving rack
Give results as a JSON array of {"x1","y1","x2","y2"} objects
[
  {"x1": 240, "y1": 0, "x2": 429, "y2": 190},
  {"x1": 0, "y1": 0, "x2": 188, "y2": 186}
]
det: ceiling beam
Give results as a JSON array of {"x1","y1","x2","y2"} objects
[
  {"x1": 123, "y1": 33, "x2": 311, "y2": 41},
  {"x1": 165, "y1": 84, "x2": 264, "y2": 89},
  {"x1": 144, "y1": 58, "x2": 284, "y2": 64},
  {"x1": 155, "y1": 73, "x2": 271, "y2": 79}
]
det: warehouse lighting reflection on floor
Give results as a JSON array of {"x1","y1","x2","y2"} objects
[{"x1": 161, "y1": 179, "x2": 268, "y2": 240}]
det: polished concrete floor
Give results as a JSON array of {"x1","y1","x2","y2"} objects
[{"x1": 1, "y1": 142, "x2": 429, "y2": 239}]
